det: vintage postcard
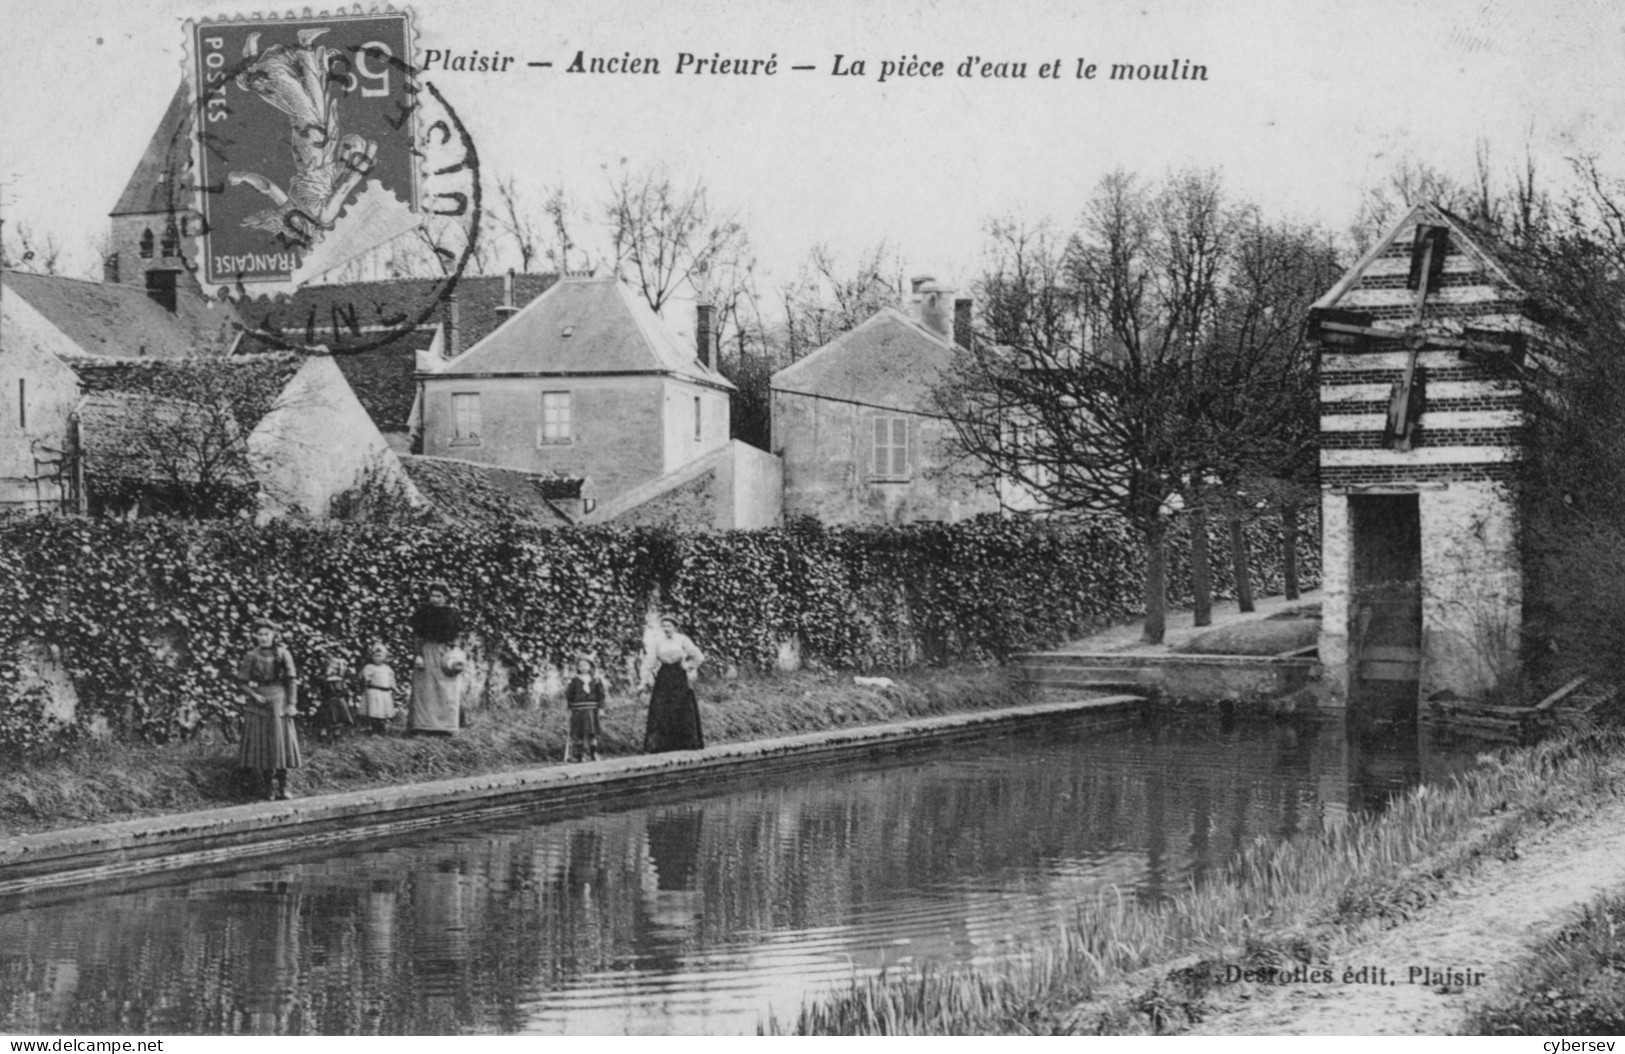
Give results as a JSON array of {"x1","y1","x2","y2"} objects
[{"x1": 2, "y1": 0, "x2": 1624, "y2": 1042}]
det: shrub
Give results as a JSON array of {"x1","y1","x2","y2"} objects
[{"x1": 0, "y1": 512, "x2": 1319, "y2": 751}]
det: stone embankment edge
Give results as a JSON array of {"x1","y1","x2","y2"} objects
[{"x1": 0, "y1": 696, "x2": 1139, "y2": 897}]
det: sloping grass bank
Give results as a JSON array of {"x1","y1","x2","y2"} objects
[
  {"x1": 770, "y1": 723, "x2": 1625, "y2": 1035},
  {"x1": 1467, "y1": 887, "x2": 1625, "y2": 1035},
  {"x1": 0, "y1": 667, "x2": 1027, "y2": 837}
]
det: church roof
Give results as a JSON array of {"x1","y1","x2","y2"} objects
[{"x1": 111, "y1": 82, "x2": 194, "y2": 218}]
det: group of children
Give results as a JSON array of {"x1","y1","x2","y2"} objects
[
  {"x1": 310, "y1": 647, "x2": 610, "y2": 762},
  {"x1": 311, "y1": 643, "x2": 403, "y2": 741}
]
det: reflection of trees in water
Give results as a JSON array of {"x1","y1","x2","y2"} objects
[{"x1": 0, "y1": 721, "x2": 1446, "y2": 1035}]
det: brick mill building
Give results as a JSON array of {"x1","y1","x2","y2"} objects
[{"x1": 1309, "y1": 203, "x2": 1533, "y2": 717}]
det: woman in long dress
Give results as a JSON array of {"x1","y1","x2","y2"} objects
[
  {"x1": 641, "y1": 617, "x2": 705, "y2": 753},
  {"x1": 407, "y1": 581, "x2": 465, "y2": 736},
  {"x1": 237, "y1": 618, "x2": 301, "y2": 800}
]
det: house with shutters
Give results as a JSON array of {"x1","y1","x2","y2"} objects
[
  {"x1": 770, "y1": 277, "x2": 1001, "y2": 525},
  {"x1": 419, "y1": 275, "x2": 780, "y2": 528},
  {"x1": 1308, "y1": 202, "x2": 1534, "y2": 716}
]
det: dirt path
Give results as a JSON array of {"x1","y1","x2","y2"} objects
[{"x1": 1188, "y1": 789, "x2": 1625, "y2": 1035}]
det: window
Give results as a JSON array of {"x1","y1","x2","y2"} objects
[
  {"x1": 451, "y1": 392, "x2": 481, "y2": 445},
  {"x1": 138, "y1": 229, "x2": 154, "y2": 259},
  {"x1": 540, "y1": 390, "x2": 573, "y2": 444},
  {"x1": 871, "y1": 416, "x2": 910, "y2": 480},
  {"x1": 161, "y1": 223, "x2": 180, "y2": 258},
  {"x1": 17, "y1": 379, "x2": 25, "y2": 430},
  {"x1": 694, "y1": 396, "x2": 702, "y2": 442}
]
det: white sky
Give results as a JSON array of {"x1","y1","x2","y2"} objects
[{"x1": 3, "y1": 0, "x2": 1624, "y2": 296}]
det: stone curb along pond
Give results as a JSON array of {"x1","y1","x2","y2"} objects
[{"x1": 0, "y1": 695, "x2": 1140, "y2": 898}]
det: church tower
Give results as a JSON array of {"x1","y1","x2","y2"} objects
[{"x1": 106, "y1": 82, "x2": 203, "y2": 301}]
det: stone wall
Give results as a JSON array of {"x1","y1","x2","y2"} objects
[
  {"x1": 1319, "y1": 481, "x2": 1520, "y2": 706},
  {"x1": 421, "y1": 374, "x2": 667, "y2": 505},
  {"x1": 774, "y1": 391, "x2": 998, "y2": 524}
]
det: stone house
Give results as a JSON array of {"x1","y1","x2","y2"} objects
[
  {"x1": 1309, "y1": 203, "x2": 1533, "y2": 715},
  {"x1": 770, "y1": 277, "x2": 1000, "y2": 524},
  {"x1": 1, "y1": 270, "x2": 416, "y2": 520},
  {"x1": 247, "y1": 270, "x2": 561, "y2": 451},
  {"x1": 419, "y1": 276, "x2": 765, "y2": 518}
]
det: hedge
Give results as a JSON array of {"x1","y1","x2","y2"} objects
[{"x1": 0, "y1": 512, "x2": 1319, "y2": 752}]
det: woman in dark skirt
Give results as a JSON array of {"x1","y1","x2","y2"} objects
[
  {"x1": 640, "y1": 616, "x2": 705, "y2": 753},
  {"x1": 407, "y1": 580, "x2": 465, "y2": 735},
  {"x1": 237, "y1": 618, "x2": 301, "y2": 800}
]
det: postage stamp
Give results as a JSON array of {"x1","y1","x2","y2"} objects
[{"x1": 187, "y1": 10, "x2": 430, "y2": 296}]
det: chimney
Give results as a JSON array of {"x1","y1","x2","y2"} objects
[
  {"x1": 496, "y1": 268, "x2": 518, "y2": 322},
  {"x1": 696, "y1": 301, "x2": 714, "y2": 370},
  {"x1": 144, "y1": 269, "x2": 178, "y2": 313},
  {"x1": 953, "y1": 297, "x2": 973, "y2": 350},
  {"x1": 103, "y1": 251, "x2": 120, "y2": 285},
  {"x1": 908, "y1": 275, "x2": 953, "y2": 340},
  {"x1": 444, "y1": 292, "x2": 461, "y2": 358}
]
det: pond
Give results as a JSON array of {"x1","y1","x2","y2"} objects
[{"x1": 0, "y1": 716, "x2": 1479, "y2": 1035}]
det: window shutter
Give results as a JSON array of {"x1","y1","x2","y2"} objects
[{"x1": 893, "y1": 418, "x2": 909, "y2": 477}]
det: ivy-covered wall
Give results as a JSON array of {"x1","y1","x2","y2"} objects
[{"x1": 0, "y1": 513, "x2": 1319, "y2": 752}]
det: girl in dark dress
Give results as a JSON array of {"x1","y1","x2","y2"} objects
[
  {"x1": 564, "y1": 656, "x2": 606, "y2": 762},
  {"x1": 236, "y1": 619, "x2": 301, "y2": 800},
  {"x1": 408, "y1": 581, "x2": 465, "y2": 735},
  {"x1": 640, "y1": 617, "x2": 705, "y2": 753}
]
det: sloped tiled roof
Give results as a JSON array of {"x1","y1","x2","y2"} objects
[
  {"x1": 771, "y1": 307, "x2": 956, "y2": 414},
  {"x1": 111, "y1": 82, "x2": 194, "y2": 218},
  {"x1": 1, "y1": 270, "x2": 242, "y2": 359},
  {"x1": 248, "y1": 272, "x2": 560, "y2": 351},
  {"x1": 328, "y1": 331, "x2": 437, "y2": 433},
  {"x1": 66, "y1": 354, "x2": 304, "y2": 431},
  {"x1": 437, "y1": 276, "x2": 734, "y2": 388},
  {"x1": 400, "y1": 454, "x2": 577, "y2": 528},
  {"x1": 237, "y1": 273, "x2": 561, "y2": 432}
]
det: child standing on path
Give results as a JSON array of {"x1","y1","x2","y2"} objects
[
  {"x1": 315, "y1": 653, "x2": 356, "y2": 743},
  {"x1": 359, "y1": 643, "x2": 397, "y2": 735},
  {"x1": 564, "y1": 656, "x2": 606, "y2": 762}
]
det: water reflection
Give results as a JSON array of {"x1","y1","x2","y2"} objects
[{"x1": 0, "y1": 717, "x2": 1478, "y2": 1035}]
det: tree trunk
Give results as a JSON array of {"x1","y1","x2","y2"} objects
[
  {"x1": 1282, "y1": 503, "x2": 1301, "y2": 602},
  {"x1": 1191, "y1": 507, "x2": 1212, "y2": 627},
  {"x1": 1229, "y1": 516, "x2": 1255, "y2": 613},
  {"x1": 1142, "y1": 525, "x2": 1168, "y2": 645}
]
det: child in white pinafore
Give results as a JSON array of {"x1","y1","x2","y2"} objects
[{"x1": 359, "y1": 643, "x2": 397, "y2": 735}]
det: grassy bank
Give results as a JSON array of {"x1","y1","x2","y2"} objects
[
  {"x1": 1467, "y1": 887, "x2": 1625, "y2": 1035},
  {"x1": 770, "y1": 721, "x2": 1625, "y2": 1036},
  {"x1": 0, "y1": 666, "x2": 1029, "y2": 838}
]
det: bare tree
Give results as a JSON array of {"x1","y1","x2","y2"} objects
[
  {"x1": 779, "y1": 242, "x2": 903, "y2": 361},
  {"x1": 494, "y1": 175, "x2": 543, "y2": 274},
  {"x1": 604, "y1": 161, "x2": 749, "y2": 314},
  {"x1": 1, "y1": 218, "x2": 62, "y2": 275},
  {"x1": 77, "y1": 359, "x2": 294, "y2": 518}
]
